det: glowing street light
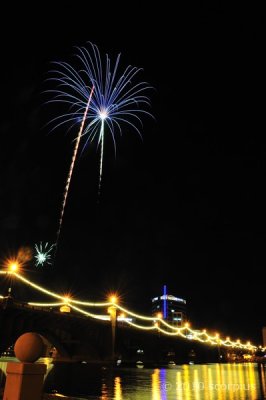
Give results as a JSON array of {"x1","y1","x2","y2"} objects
[
  {"x1": 108, "y1": 300, "x2": 118, "y2": 362},
  {"x1": 6, "y1": 260, "x2": 20, "y2": 297},
  {"x1": 62, "y1": 295, "x2": 71, "y2": 304},
  {"x1": 8, "y1": 262, "x2": 19, "y2": 273},
  {"x1": 109, "y1": 295, "x2": 117, "y2": 304},
  {"x1": 59, "y1": 295, "x2": 71, "y2": 313}
]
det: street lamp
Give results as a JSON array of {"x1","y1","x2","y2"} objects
[
  {"x1": 216, "y1": 333, "x2": 222, "y2": 361},
  {"x1": 157, "y1": 312, "x2": 163, "y2": 320},
  {"x1": 59, "y1": 296, "x2": 71, "y2": 313},
  {"x1": 8, "y1": 262, "x2": 19, "y2": 273},
  {"x1": 7, "y1": 261, "x2": 19, "y2": 297},
  {"x1": 108, "y1": 295, "x2": 118, "y2": 362},
  {"x1": 110, "y1": 295, "x2": 117, "y2": 304}
]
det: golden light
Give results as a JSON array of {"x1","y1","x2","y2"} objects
[
  {"x1": 60, "y1": 305, "x2": 71, "y2": 313},
  {"x1": 8, "y1": 261, "x2": 19, "y2": 273},
  {"x1": 109, "y1": 295, "x2": 117, "y2": 304},
  {"x1": 157, "y1": 312, "x2": 163, "y2": 319},
  {"x1": 62, "y1": 295, "x2": 71, "y2": 304},
  {"x1": 107, "y1": 305, "x2": 117, "y2": 318},
  {"x1": 0, "y1": 269, "x2": 263, "y2": 351}
]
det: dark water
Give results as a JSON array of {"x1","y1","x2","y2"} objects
[
  {"x1": 44, "y1": 361, "x2": 266, "y2": 399},
  {"x1": 1, "y1": 359, "x2": 266, "y2": 399}
]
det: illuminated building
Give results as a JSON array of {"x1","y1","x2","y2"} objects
[{"x1": 151, "y1": 285, "x2": 187, "y2": 326}]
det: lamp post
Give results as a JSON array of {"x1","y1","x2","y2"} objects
[
  {"x1": 7, "y1": 261, "x2": 19, "y2": 297},
  {"x1": 108, "y1": 296, "x2": 117, "y2": 362},
  {"x1": 156, "y1": 312, "x2": 162, "y2": 337},
  {"x1": 216, "y1": 333, "x2": 222, "y2": 362}
]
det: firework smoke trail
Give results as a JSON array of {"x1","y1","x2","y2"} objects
[{"x1": 56, "y1": 85, "x2": 94, "y2": 247}]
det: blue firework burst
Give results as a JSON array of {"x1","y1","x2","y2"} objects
[{"x1": 47, "y1": 42, "x2": 153, "y2": 186}]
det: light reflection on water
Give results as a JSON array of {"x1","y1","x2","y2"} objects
[
  {"x1": 103, "y1": 363, "x2": 265, "y2": 400},
  {"x1": 0, "y1": 360, "x2": 265, "y2": 399},
  {"x1": 114, "y1": 377, "x2": 122, "y2": 400}
]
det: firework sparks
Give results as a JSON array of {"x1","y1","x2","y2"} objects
[
  {"x1": 47, "y1": 42, "x2": 153, "y2": 197},
  {"x1": 34, "y1": 242, "x2": 55, "y2": 267}
]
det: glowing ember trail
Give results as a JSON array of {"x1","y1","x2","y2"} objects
[{"x1": 56, "y1": 85, "x2": 94, "y2": 247}]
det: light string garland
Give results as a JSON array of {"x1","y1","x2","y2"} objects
[{"x1": 0, "y1": 270, "x2": 264, "y2": 352}]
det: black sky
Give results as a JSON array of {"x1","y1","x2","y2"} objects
[{"x1": 0, "y1": 3, "x2": 265, "y2": 343}]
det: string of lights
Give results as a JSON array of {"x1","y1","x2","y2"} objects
[
  {"x1": 0, "y1": 270, "x2": 264, "y2": 351},
  {"x1": 125, "y1": 320, "x2": 157, "y2": 331}
]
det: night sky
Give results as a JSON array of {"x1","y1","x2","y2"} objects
[{"x1": 0, "y1": 4, "x2": 265, "y2": 343}]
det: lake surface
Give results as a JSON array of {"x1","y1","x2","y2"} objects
[{"x1": 1, "y1": 359, "x2": 265, "y2": 399}]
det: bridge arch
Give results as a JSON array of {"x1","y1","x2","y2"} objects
[{"x1": 0, "y1": 301, "x2": 112, "y2": 361}]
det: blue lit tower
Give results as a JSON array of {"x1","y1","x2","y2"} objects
[{"x1": 151, "y1": 285, "x2": 187, "y2": 326}]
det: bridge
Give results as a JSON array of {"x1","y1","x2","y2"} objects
[
  {"x1": 0, "y1": 297, "x2": 112, "y2": 361},
  {"x1": 0, "y1": 297, "x2": 229, "y2": 364},
  {"x1": 0, "y1": 270, "x2": 265, "y2": 364}
]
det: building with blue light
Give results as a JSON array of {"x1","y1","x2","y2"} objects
[{"x1": 151, "y1": 286, "x2": 187, "y2": 326}]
